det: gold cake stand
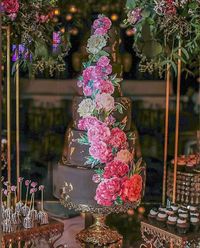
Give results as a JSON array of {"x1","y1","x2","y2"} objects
[
  {"x1": 140, "y1": 220, "x2": 200, "y2": 248},
  {"x1": 61, "y1": 190, "x2": 141, "y2": 247}
]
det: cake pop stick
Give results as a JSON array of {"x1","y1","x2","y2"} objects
[{"x1": 39, "y1": 185, "x2": 44, "y2": 211}]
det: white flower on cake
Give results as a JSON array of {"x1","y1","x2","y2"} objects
[
  {"x1": 78, "y1": 99, "x2": 96, "y2": 117},
  {"x1": 87, "y1": 35, "x2": 107, "y2": 55},
  {"x1": 95, "y1": 93, "x2": 115, "y2": 112},
  {"x1": 115, "y1": 149, "x2": 133, "y2": 164}
]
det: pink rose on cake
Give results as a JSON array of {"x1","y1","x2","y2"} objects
[
  {"x1": 103, "y1": 161, "x2": 129, "y2": 179},
  {"x1": 115, "y1": 149, "x2": 133, "y2": 164},
  {"x1": 109, "y1": 128, "x2": 127, "y2": 148},
  {"x1": 78, "y1": 99, "x2": 95, "y2": 117},
  {"x1": 78, "y1": 116, "x2": 102, "y2": 130},
  {"x1": 97, "y1": 56, "x2": 110, "y2": 67},
  {"x1": 82, "y1": 66, "x2": 102, "y2": 85},
  {"x1": 121, "y1": 174, "x2": 142, "y2": 202},
  {"x1": 95, "y1": 177, "x2": 122, "y2": 206},
  {"x1": 2, "y1": 0, "x2": 19, "y2": 14},
  {"x1": 94, "y1": 79, "x2": 114, "y2": 94},
  {"x1": 89, "y1": 141, "x2": 113, "y2": 163},
  {"x1": 83, "y1": 86, "x2": 93, "y2": 96},
  {"x1": 95, "y1": 93, "x2": 115, "y2": 112},
  {"x1": 88, "y1": 123, "x2": 111, "y2": 143},
  {"x1": 93, "y1": 15, "x2": 112, "y2": 35}
]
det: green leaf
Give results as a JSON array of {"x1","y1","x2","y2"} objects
[
  {"x1": 141, "y1": 22, "x2": 151, "y2": 42},
  {"x1": 112, "y1": 147, "x2": 118, "y2": 154},
  {"x1": 127, "y1": 132, "x2": 136, "y2": 140},
  {"x1": 98, "y1": 50, "x2": 110, "y2": 57},
  {"x1": 181, "y1": 47, "x2": 190, "y2": 60},
  {"x1": 77, "y1": 134, "x2": 89, "y2": 145},
  {"x1": 85, "y1": 156, "x2": 100, "y2": 168},
  {"x1": 142, "y1": 40, "x2": 162, "y2": 58},
  {"x1": 95, "y1": 168, "x2": 104, "y2": 175},
  {"x1": 141, "y1": 9, "x2": 151, "y2": 18},
  {"x1": 115, "y1": 196, "x2": 123, "y2": 205}
]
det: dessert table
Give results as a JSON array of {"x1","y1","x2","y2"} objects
[
  {"x1": 140, "y1": 220, "x2": 200, "y2": 248},
  {"x1": 2, "y1": 218, "x2": 64, "y2": 248}
]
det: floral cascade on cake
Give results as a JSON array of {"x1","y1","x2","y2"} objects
[{"x1": 71, "y1": 15, "x2": 145, "y2": 207}]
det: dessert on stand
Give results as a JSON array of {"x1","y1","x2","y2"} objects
[{"x1": 54, "y1": 15, "x2": 146, "y2": 247}]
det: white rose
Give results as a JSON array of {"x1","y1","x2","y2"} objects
[
  {"x1": 78, "y1": 98, "x2": 96, "y2": 117},
  {"x1": 95, "y1": 93, "x2": 115, "y2": 112},
  {"x1": 87, "y1": 35, "x2": 107, "y2": 55}
]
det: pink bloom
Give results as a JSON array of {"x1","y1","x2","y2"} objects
[
  {"x1": 39, "y1": 185, "x2": 45, "y2": 191},
  {"x1": 8, "y1": 13, "x2": 17, "y2": 20},
  {"x1": 18, "y1": 177, "x2": 24, "y2": 183},
  {"x1": 3, "y1": 181, "x2": 8, "y2": 186},
  {"x1": 88, "y1": 123, "x2": 111, "y2": 143},
  {"x1": 102, "y1": 64, "x2": 112, "y2": 76},
  {"x1": 105, "y1": 115, "x2": 116, "y2": 126},
  {"x1": 83, "y1": 86, "x2": 93, "y2": 96},
  {"x1": 78, "y1": 116, "x2": 102, "y2": 130},
  {"x1": 94, "y1": 79, "x2": 114, "y2": 94},
  {"x1": 25, "y1": 180, "x2": 31, "y2": 187},
  {"x1": 92, "y1": 174, "x2": 101, "y2": 183},
  {"x1": 94, "y1": 27, "x2": 107, "y2": 35},
  {"x1": 97, "y1": 56, "x2": 110, "y2": 67},
  {"x1": 109, "y1": 128, "x2": 127, "y2": 148},
  {"x1": 93, "y1": 16, "x2": 111, "y2": 31},
  {"x1": 89, "y1": 141, "x2": 113, "y2": 163},
  {"x1": 31, "y1": 182, "x2": 38, "y2": 188},
  {"x1": 2, "y1": 0, "x2": 19, "y2": 14},
  {"x1": 103, "y1": 161, "x2": 129, "y2": 179},
  {"x1": 11, "y1": 186, "x2": 17, "y2": 192},
  {"x1": 121, "y1": 174, "x2": 142, "y2": 202},
  {"x1": 95, "y1": 177, "x2": 122, "y2": 206},
  {"x1": 30, "y1": 188, "x2": 37, "y2": 194},
  {"x1": 115, "y1": 149, "x2": 133, "y2": 164},
  {"x1": 82, "y1": 66, "x2": 102, "y2": 84},
  {"x1": 95, "y1": 93, "x2": 115, "y2": 112}
]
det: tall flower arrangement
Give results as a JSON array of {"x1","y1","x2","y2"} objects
[
  {"x1": 77, "y1": 15, "x2": 144, "y2": 207},
  {"x1": 0, "y1": 0, "x2": 70, "y2": 75},
  {"x1": 125, "y1": 0, "x2": 200, "y2": 76}
]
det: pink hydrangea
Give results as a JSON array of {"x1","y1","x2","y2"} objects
[
  {"x1": 115, "y1": 149, "x2": 133, "y2": 164},
  {"x1": 92, "y1": 174, "x2": 101, "y2": 184},
  {"x1": 97, "y1": 56, "x2": 110, "y2": 67},
  {"x1": 83, "y1": 86, "x2": 93, "y2": 96},
  {"x1": 94, "y1": 79, "x2": 114, "y2": 94},
  {"x1": 82, "y1": 66, "x2": 102, "y2": 84},
  {"x1": 89, "y1": 141, "x2": 113, "y2": 163},
  {"x1": 93, "y1": 16, "x2": 112, "y2": 35},
  {"x1": 25, "y1": 180, "x2": 31, "y2": 187},
  {"x1": 2, "y1": 0, "x2": 19, "y2": 14},
  {"x1": 94, "y1": 177, "x2": 122, "y2": 206},
  {"x1": 103, "y1": 161, "x2": 129, "y2": 179},
  {"x1": 109, "y1": 128, "x2": 127, "y2": 148},
  {"x1": 95, "y1": 93, "x2": 115, "y2": 112},
  {"x1": 78, "y1": 116, "x2": 102, "y2": 130},
  {"x1": 88, "y1": 123, "x2": 111, "y2": 143}
]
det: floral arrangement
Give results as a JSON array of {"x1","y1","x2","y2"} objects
[
  {"x1": 77, "y1": 15, "x2": 144, "y2": 207},
  {"x1": 1, "y1": 177, "x2": 48, "y2": 233},
  {"x1": 0, "y1": 0, "x2": 70, "y2": 76},
  {"x1": 124, "y1": 0, "x2": 200, "y2": 76}
]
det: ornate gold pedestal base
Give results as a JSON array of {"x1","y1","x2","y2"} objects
[{"x1": 76, "y1": 214, "x2": 123, "y2": 248}]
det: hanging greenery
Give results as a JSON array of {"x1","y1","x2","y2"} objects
[
  {"x1": 1, "y1": 0, "x2": 70, "y2": 76},
  {"x1": 124, "y1": 0, "x2": 200, "y2": 77}
]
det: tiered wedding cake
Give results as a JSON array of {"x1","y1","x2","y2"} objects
[{"x1": 53, "y1": 15, "x2": 145, "y2": 212}]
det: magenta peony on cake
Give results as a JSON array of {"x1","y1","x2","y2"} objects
[{"x1": 53, "y1": 15, "x2": 146, "y2": 213}]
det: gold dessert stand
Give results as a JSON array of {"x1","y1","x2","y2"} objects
[
  {"x1": 140, "y1": 220, "x2": 200, "y2": 248},
  {"x1": 2, "y1": 218, "x2": 64, "y2": 248},
  {"x1": 61, "y1": 191, "x2": 141, "y2": 247}
]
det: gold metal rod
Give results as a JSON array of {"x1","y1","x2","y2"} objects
[
  {"x1": 16, "y1": 46, "x2": 20, "y2": 200},
  {"x1": 162, "y1": 63, "x2": 171, "y2": 205},
  {"x1": 173, "y1": 41, "x2": 182, "y2": 203},
  {"x1": 6, "y1": 25, "x2": 11, "y2": 186}
]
